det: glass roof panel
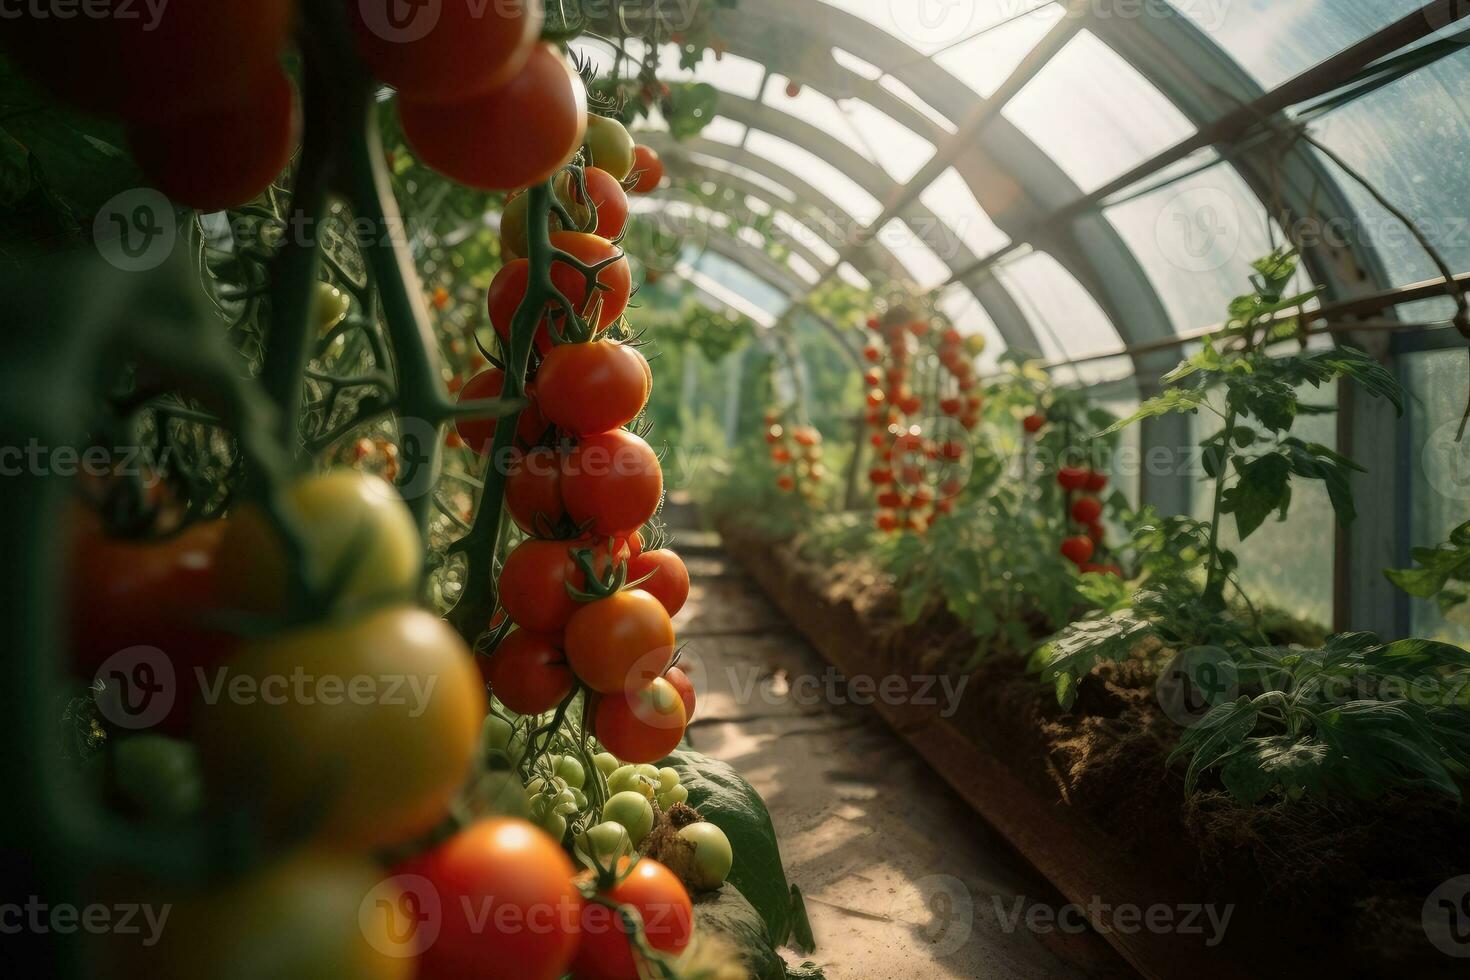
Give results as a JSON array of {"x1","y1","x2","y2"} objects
[
  {"x1": 1002, "y1": 30, "x2": 1195, "y2": 193},
  {"x1": 700, "y1": 116, "x2": 748, "y2": 146},
  {"x1": 878, "y1": 219, "x2": 952, "y2": 290},
  {"x1": 1105, "y1": 159, "x2": 1302, "y2": 334},
  {"x1": 993, "y1": 252, "x2": 1124, "y2": 361},
  {"x1": 837, "y1": 262, "x2": 871, "y2": 290},
  {"x1": 742, "y1": 128, "x2": 884, "y2": 223},
  {"x1": 1308, "y1": 48, "x2": 1470, "y2": 288},
  {"x1": 787, "y1": 252, "x2": 822, "y2": 284},
  {"x1": 931, "y1": 3, "x2": 1064, "y2": 98},
  {"x1": 825, "y1": 0, "x2": 1057, "y2": 58},
  {"x1": 1168, "y1": 0, "x2": 1426, "y2": 90},
  {"x1": 687, "y1": 249, "x2": 791, "y2": 318},
  {"x1": 831, "y1": 98, "x2": 935, "y2": 183},
  {"x1": 876, "y1": 73, "x2": 956, "y2": 134},
  {"x1": 685, "y1": 152, "x2": 796, "y2": 204},
  {"x1": 920, "y1": 168, "x2": 1011, "y2": 258},
  {"x1": 770, "y1": 210, "x2": 841, "y2": 266},
  {"x1": 760, "y1": 72, "x2": 880, "y2": 166}
]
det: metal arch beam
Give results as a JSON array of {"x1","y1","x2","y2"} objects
[
  {"x1": 708, "y1": 94, "x2": 1046, "y2": 352},
  {"x1": 641, "y1": 169, "x2": 843, "y2": 277},
  {"x1": 698, "y1": 4, "x2": 1182, "y2": 371}
]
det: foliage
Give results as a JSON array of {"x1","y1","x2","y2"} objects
[
  {"x1": 1387, "y1": 520, "x2": 1470, "y2": 614},
  {"x1": 1170, "y1": 633, "x2": 1470, "y2": 802}
]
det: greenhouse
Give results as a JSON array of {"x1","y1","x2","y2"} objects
[{"x1": 5, "y1": 0, "x2": 1470, "y2": 976}]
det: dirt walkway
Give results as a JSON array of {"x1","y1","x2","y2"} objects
[{"x1": 670, "y1": 528, "x2": 1133, "y2": 980}]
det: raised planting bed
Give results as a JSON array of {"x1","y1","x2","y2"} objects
[{"x1": 717, "y1": 521, "x2": 1470, "y2": 980}]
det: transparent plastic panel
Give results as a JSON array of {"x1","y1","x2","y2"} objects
[
  {"x1": 877, "y1": 73, "x2": 956, "y2": 134},
  {"x1": 770, "y1": 209, "x2": 841, "y2": 267},
  {"x1": 760, "y1": 74, "x2": 935, "y2": 183},
  {"x1": 1106, "y1": 159, "x2": 1303, "y2": 334},
  {"x1": 787, "y1": 252, "x2": 822, "y2": 284},
  {"x1": 837, "y1": 262, "x2": 872, "y2": 290},
  {"x1": 822, "y1": 0, "x2": 1058, "y2": 57},
  {"x1": 686, "y1": 152, "x2": 796, "y2": 204},
  {"x1": 1003, "y1": 30, "x2": 1194, "y2": 193},
  {"x1": 1168, "y1": 0, "x2": 1427, "y2": 89},
  {"x1": 701, "y1": 116, "x2": 749, "y2": 146},
  {"x1": 920, "y1": 168, "x2": 1011, "y2": 260},
  {"x1": 878, "y1": 219, "x2": 952, "y2": 290},
  {"x1": 925, "y1": 3, "x2": 1064, "y2": 97},
  {"x1": 1191, "y1": 385, "x2": 1336, "y2": 627},
  {"x1": 687, "y1": 248, "x2": 791, "y2": 319},
  {"x1": 1309, "y1": 47, "x2": 1470, "y2": 289},
  {"x1": 1404, "y1": 350, "x2": 1470, "y2": 645},
  {"x1": 742, "y1": 129, "x2": 883, "y2": 224},
  {"x1": 993, "y1": 251, "x2": 1124, "y2": 361}
]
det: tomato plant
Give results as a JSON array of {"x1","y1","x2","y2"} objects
[
  {"x1": 353, "y1": 0, "x2": 541, "y2": 103},
  {"x1": 629, "y1": 144, "x2": 663, "y2": 193},
  {"x1": 505, "y1": 448, "x2": 566, "y2": 534},
  {"x1": 456, "y1": 368, "x2": 549, "y2": 453},
  {"x1": 583, "y1": 113, "x2": 635, "y2": 180},
  {"x1": 627, "y1": 549, "x2": 690, "y2": 617},
  {"x1": 498, "y1": 538, "x2": 586, "y2": 634}
]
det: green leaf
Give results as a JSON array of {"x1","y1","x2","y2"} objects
[
  {"x1": 788, "y1": 884, "x2": 815, "y2": 954},
  {"x1": 1224, "y1": 452, "x2": 1291, "y2": 540},
  {"x1": 1219, "y1": 736, "x2": 1331, "y2": 803},
  {"x1": 666, "y1": 82, "x2": 719, "y2": 139},
  {"x1": 1384, "y1": 521, "x2": 1470, "y2": 612},
  {"x1": 1032, "y1": 611, "x2": 1155, "y2": 710},
  {"x1": 1099, "y1": 387, "x2": 1207, "y2": 434},
  {"x1": 0, "y1": 129, "x2": 30, "y2": 208},
  {"x1": 1302, "y1": 347, "x2": 1405, "y2": 415},
  {"x1": 666, "y1": 748, "x2": 796, "y2": 945},
  {"x1": 691, "y1": 883, "x2": 786, "y2": 980},
  {"x1": 1168, "y1": 696, "x2": 1261, "y2": 794}
]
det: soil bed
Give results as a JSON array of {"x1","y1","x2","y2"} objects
[{"x1": 719, "y1": 522, "x2": 1470, "y2": 979}]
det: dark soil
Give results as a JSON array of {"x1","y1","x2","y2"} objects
[{"x1": 727, "y1": 525, "x2": 1470, "y2": 977}]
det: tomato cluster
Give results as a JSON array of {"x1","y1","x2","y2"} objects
[
  {"x1": 763, "y1": 408, "x2": 825, "y2": 500},
  {"x1": 861, "y1": 309, "x2": 983, "y2": 533},
  {"x1": 1055, "y1": 464, "x2": 1122, "y2": 575}
]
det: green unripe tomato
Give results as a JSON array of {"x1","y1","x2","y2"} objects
[
  {"x1": 606, "y1": 764, "x2": 654, "y2": 800},
  {"x1": 537, "y1": 811, "x2": 567, "y2": 842},
  {"x1": 481, "y1": 716, "x2": 526, "y2": 764},
  {"x1": 602, "y1": 791, "x2": 654, "y2": 845},
  {"x1": 111, "y1": 735, "x2": 203, "y2": 823},
  {"x1": 593, "y1": 752, "x2": 619, "y2": 777},
  {"x1": 314, "y1": 282, "x2": 351, "y2": 335},
  {"x1": 579, "y1": 820, "x2": 632, "y2": 866},
  {"x1": 569, "y1": 787, "x2": 587, "y2": 811},
  {"x1": 656, "y1": 767, "x2": 680, "y2": 793},
  {"x1": 656, "y1": 784, "x2": 688, "y2": 811},
  {"x1": 677, "y1": 822, "x2": 733, "y2": 890},
  {"x1": 584, "y1": 114, "x2": 635, "y2": 180},
  {"x1": 553, "y1": 755, "x2": 585, "y2": 789}
]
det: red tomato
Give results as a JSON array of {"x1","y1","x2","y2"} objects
[
  {"x1": 561, "y1": 430, "x2": 663, "y2": 536},
  {"x1": 565, "y1": 590, "x2": 674, "y2": 693},
  {"x1": 499, "y1": 538, "x2": 584, "y2": 633},
  {"x1": 1056, "y1": 466, "x2": 1089, "y2": 491},
  {"x1": 776, "y1": 476, "x2": 795, "y2": 492},
  {"x1": 548, "y1": 231, "x2": 632, "y2": 328},
  {"x1": 506, "y1": 448, "x2": 565, "y2": 534},
  {"x1": 70, "y1": 517, "x2": 235, "y2": 730},
  {"x1": 593, "y1": 678, "x2": 687, "y2": 765},
  {"x1": 128, "y1": 66, "x2": 295, "y2": 212},
  {"x1": 626, "y1": 549, "x2": 689, "y2": 617},
  {"x1": 536, "y1": 341, "x2": 649, "y2": 437},
  {"x1": 484, "y1": 630, "x2": 573, "y2": 715},
  {"x1": 1086, "y1": 520, "x2": 1106, "y2": 545},
  {"x1": 576, "y1": 166, "x2": 631, "y2": 238},
  {"x1": 455, "y1": 369, "x2": 548, "y2": 455},
  {"x1": 876, "y1": 512, "x2": 898, "y2": 532},
  {"x1": 664, "y1": 664, "x2": 696, "y2": 722},
  {"x1": 3, "y1": 2, "x2": 291, "y2": 123},
  {"x1": 1061, "y1": 536, "x2": 1095, "y2": 566},
  {"x1": 574, "y1": 858, "x2": 692, "y2": 980},
  {"x1": 353, "y1": 0, "x2": 541, "y2": 103},
  {"x1": 625, "y1": 530, "x2": 645, "y2": 559},
  {"x1": 628, "y1": 145, "x2": 664, "y2": 194},
  {"x1": 399, "y1": 819, "x2": 581, "y2": 980},
  {"x1": 1022, "y1": 413, "x2": 1046, "y2": 433},
  {"x1": 1071, "y1": 496, "x2": 1103, "y2": 524},
  {"x1": 400, "y1": 44, "x2": 586, "y2": 191},
  {"x1": 1084, "y1": 470, "x2": 1109, "y2": 492}
]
